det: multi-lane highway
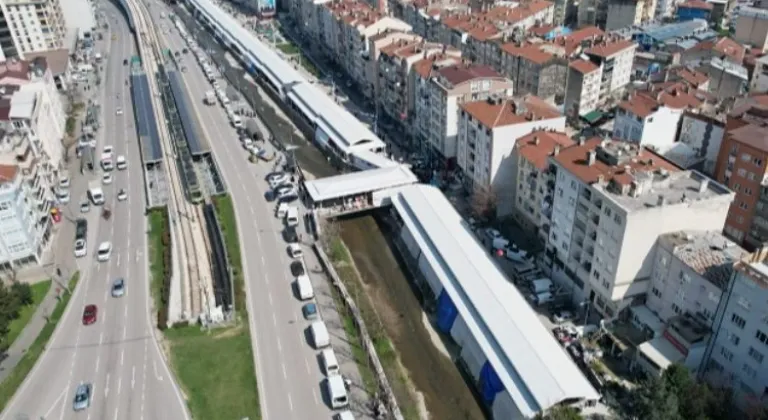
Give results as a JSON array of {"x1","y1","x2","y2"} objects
[
  {"x1": 0, "y1": 3, "x2": 188, "y2": 420},
  {"x1": 148, "y1": 3, "x2": 373, "y2": 420}
]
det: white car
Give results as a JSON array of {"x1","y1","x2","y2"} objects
[
  {"x1": 102, "y1": 173, "x2": 113, "y2": 185},
  {"x1": 288, "y1": 243, "x2": 303, "y2": 259},
  {"x1": 115, "y1": 107, "x2": 123, "y2": 115},
  {"x1": 116, "y1": 155, "x2": 127, "y2": 170},
  {"x1": 59, "y1": 177, "x2": 70, "y2": 189},
  {"x1": 80, "y1": 201, "x2": 90, "y2": 213},
  {"x1": 102, "y1": 146, "x2": 114, "y2": 159},
  {"x1": 96, "y1": 242, "x2": 112, "y2": 262},
  {"x1": 268, "y1": 173, "x2": 288, "y2": 189},
  {"x1": 56, "y1": 189, "x2": 70, "y2": 204},
  {"x1": 74, "y1": 239, "x2": 87, "y2": 258},
  {"x1": 117, "y1": 189, "x2": 128, "y2": 201}
]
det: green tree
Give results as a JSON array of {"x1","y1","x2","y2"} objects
[
  {"x1": 10, "y1": 282, "x2": 32, "y2": 306},
  {"x1": 629, "y1": 375, "x2": 682, "y2": 420},
  {"x1": 535, "y1": 405, "x2": 583, "y2": 420}
]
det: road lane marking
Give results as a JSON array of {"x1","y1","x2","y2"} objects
[
  {"x1": 272, "y1": 313, "x2": 277, "y2": 326},
  {"x1": 121, "y1": 349, "x2": 125, "y2": 366},
  {"x1": 276, "y1": 337, "x2": 282, "y2": 352},
  {"x1": 282, "y1": 364, "x2": 288, "y2": 379},
  {"x1": 99, "y1": 332, "x2": 104, "y2": 344},
  {"x1": 43, "y1": 387, "x2": 68, "y2": 419},
  {"x1": 114, "y1": 407, "x2": 120, "y2": 420},
  {"x1": 104, "y1": 373, "x2": 110, "y2": 397},
  {"x1": 123, "y1": 325, "x2": 127, "y2": 339},
  {"x1": 153, "y1": 359, "x2": 163, "y2": 381},
  {"x1": 288, "y1": 393, "x2": 294, "y2": 412},
  {"x1": 124, "y1": 305, "x2": 128, "y2": 318},
  {"x1": 268, "y1": 292, "x2": 273, "y2": 305},
  {"x1": 95, "y1": 355, "x2": 101, "y2": 373},
  {"x1": 132, "y1": 365, "x2": 136, "y2": 389},
  {"x1": 117, "y1": 377, "x2": 122, "y2": 396},
  {"x1": 313, "y1": 388, "x2": 319, "y2": 405},
  {"x1": 116, "y1": 253, "x2": 121, "y2": 267},
  {"x1": 305, "y1": 358, "x2": 311, "y2": 374}
]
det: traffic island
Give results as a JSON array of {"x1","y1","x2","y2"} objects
[{"x1": 0, "y1": 272, "x2": 80, "y2": 411}]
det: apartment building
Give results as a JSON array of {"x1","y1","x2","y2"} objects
[
  {"x1": 377, "y1": 38, "x2": 445, "y2": 125},
  {"x1": 0, "y1": 132, "x2": 53, "y2": 269},
  {"x1": 499, "y1": 42, "x2": 568, "y2": 102},
  {"x1": 511, "y1": 129, "x2": 574, "y2": 240},
  {"x1": 734, "y1": 4, "x2": 768, "y2": 53},
  {"x1": 704, "y1": 248, "x2": 768, "y2": 409},
  {"x1": 420, "y1": 64, "x2": 513, "y2": 162},
  {"x1": 667, "y1": 110, "x2": 725, "y2": 176},
  {"x1": 456, "y1": 95, "x2": 565, "y2": 212},
  {"x1": 0, "y1": 9, "x2": 15, "y2": 59},
  {"x1": 59, "y1": 0, "x2": 95, "y2": 48},
  {"x1": 605, "y1": 0, "x2": 647, "y2": 31},
  {"x1": 613, "y1": 84, "x2": 705, "y2": 153},
  {"x1": 0, "y1": 0, "x2": 67, "y2": 56},
  {"x1": 0, "y1": 58, "x2": 65, "y2": 173},
  {"x1": 564, "y1": 38, "x2": 636, "y2": 117},
  {"x1": 546, "y1": 138, "x2": 734, "y2": 317},
  {"x1": 409, "y1": 51, "x2": 462, "y2": 156},
  {"x1": 714, "y1": 96, "x2": 768, "y2": 250}
]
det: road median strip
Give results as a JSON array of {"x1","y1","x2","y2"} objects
[
  {"x1": 0, "y1": 272, "x2": 80, "y2": 412},
  {"x1": 156, "y1": 195, "x2": 259, "y2": 420}
]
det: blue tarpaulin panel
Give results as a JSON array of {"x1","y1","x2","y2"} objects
[
  {"x1": 480, "y1": 361, "x2": 505, "y2": 404},
  {"x1": 436, "y1": 290, "x2": 458, "y2": 332}
]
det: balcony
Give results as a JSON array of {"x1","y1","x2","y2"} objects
[
  {"x1": 591, "y1": 215, "x2": 600, "y2": 225},
  {"x1": 574, "y1": 219, "x2": 587, "y2": 233}
]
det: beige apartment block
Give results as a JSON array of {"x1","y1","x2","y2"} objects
[
  {"x1": 0, "y1": 0, "x2": 67, "y2": 55},
  {"x1": 410, "y1": 51, "x2": 462, "y2": 148}
]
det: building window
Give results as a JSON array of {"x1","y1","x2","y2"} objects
[
  {"x1": 738, "y1": 295, "x2": 752, "y2": 311},
  {"x1": 754, "y1": 158, "x2": 763, "y2": 166},
  {"x1": 721, "y1": 346, "x2": 734, "y2": 362},
  {"x1": 727, "y1": 331, "x2": 741, "y2": 346},
  {"x1": 756, "y1": 329, "x2": 768, "y2": 346},
  {"x1": 745, "y1": 188, "x2": 753, "y2": 196},
  {"x1": 748, "y1": 347, "x2": 764, "y2": 364},
  {"x1": 738, "y1": 168, "x2": 747, "y2": 177},
  {"x1": 742, "y1": 363, "x2": 757, "y2": 379},
  {"x1": 613, "y1": 214, "x2": 622, "y2": 225},
  {"x1": 672, "y1": 303, "x2": 682, "y2": 314},
  {"x1": 734, "y1": 183, "x2": 741, "y2": 191},
  {"x1": 652, "y1": 287, "x2": 661, "y2": 298},
  {"x1": 742, "y1": 153, "x2": 751, "y2": 162},
  {"x1": 748, "y1": 172, "x2": 757, "y2": 181},
  {"x1": 732, "y1": 313, "x2": 747, "y2": 329},
  {"x1": 740, "y1": 202, "x2": 749, "y2": 210}
]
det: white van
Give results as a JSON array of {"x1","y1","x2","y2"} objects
[
  {"x1": 310, "y1": 321, "x2": 330, "y2": 348},
  {"x1": 275, "y1": 202, "x2": 288, "y2": 219},
  {"x1": 326, "y1": 375, "x2": 349, "y2": 408},
  {"x1": 116, "y1": 155, "x2": 127, "y2": 170},
  {"x1": 285, "y1": 207, "x2": 299, "y2": 227},
  {"x1": 320, "y1": 349, "x2": 340, "y2": 376},
  {"x1": 296, "y1": 275, "x2": 314, "y2": 300}
]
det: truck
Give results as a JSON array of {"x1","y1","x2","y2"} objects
[
  {"x1": 88, "y1": 180, "x2": 104, "y2": 205},
  {"x1": 204, "y1": 90, "x2": 216, "y2": 105}
]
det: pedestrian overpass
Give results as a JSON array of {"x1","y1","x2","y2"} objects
[{"x1": 302, "y1": 165, "x2": 418, "y2": 217}]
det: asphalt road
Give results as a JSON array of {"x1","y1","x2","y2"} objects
[
  {"x1": 0, "y1": 3, "x2": 188, "y2": 420},
  {"x1": 150, "y1": 3, "x2": 375, "y2": 420}
]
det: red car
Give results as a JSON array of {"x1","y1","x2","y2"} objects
[{"x1": 82, "y1": 305, "x2": 97, "y2": 325}]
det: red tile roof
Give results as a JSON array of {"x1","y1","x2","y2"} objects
[
  {"x1": 679, "y1": 0, "x2": 713, "y2": 10},
  {"x1": 517, "y1": 131, "x2": 575, "y2": 170},
  {"x1": 437, "y1": 64, "x2": 501, "y2": 85},
  {"x1": 713, "y1": 37, "x2": 746, "y2": 63},
  {"x1": 461, "y1": 95, "x2": 561, "y2": 129},
  {"x1": 569, "y1": 59, "x2": 599, "y2": 74},
  {"x1": 585, "y1": 39, "x2": 636, "y2": 57},
  {"x1": 501, "y1": 43, "x2": 554, "y2": 65},
  {"x1": 0, "y1": 164, "x2": 18, "y2": 184},
  {"x1": 553, "y1": 138, "x2": 680, "y2": 185}
]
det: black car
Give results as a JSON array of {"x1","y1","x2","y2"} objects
[
  {"x1": 290, "y1": 261, "x2": 305, "y2": 277},
  {"x1": 123, "y1": 59, "x2": 128, "y2": 65},
  {"x1": 283, "y1": 226, "x2": 298, "y2": 243}
]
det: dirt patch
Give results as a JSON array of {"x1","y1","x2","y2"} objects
[
  {"x1": 213, "y1": 325, "x2": 243, "y2": 340},
  {"x1": 340, "y1": 215, "x2": 485, "y2": 420}
]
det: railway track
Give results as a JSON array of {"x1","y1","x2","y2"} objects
[{"x1": 126, "y1": 0, "x2": 213, "y2": 320}]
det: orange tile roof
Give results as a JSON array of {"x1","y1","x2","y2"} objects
[
  {"x1": 528, "y1": 24, "x2": 557, "y2": 37},
  {"x1": 501, "y1": 43, "x2": 554, "y2": 65},
  {"x1": 619, "y1": 86, "x2": 704, "y2": 118},
  {"x1": 585, "y1": 39, "x2": 636, "y2": 57},
  {"x1": 553, "y1": 138, "x2": 680, "y2": 185},
  {"x1": 461, "y1": 95, "x2": 561, "y2": 129},
  {"x1": 569, "y1": 59, "x2": 599, "y2": 74},
  {"x1": 411, "y1": 53, "x2": 462, "y2": 78},
  {"x1": 619, "y1": 94, "x2": 659, "y2": 118},
  {"x1": 676, "y1": 67, "x2": 709, "y2": 87},
  {"x1": 517, "y1": 131, "x2": 575, "y2": 170},
  {"x1": 553, "y1": 26, "x2": 604, "y2": 55},
  {"x1": 713, "y1": 37, "x2": 746, "y2": 63},
  {"x1": 0, "y1": 164, "x2": 18, "y2": 183}
]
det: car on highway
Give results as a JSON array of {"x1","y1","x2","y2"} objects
[
  {"x1": 123, "y1": 58, "x2": 128, "y2": 65},
  {"x1": 59, "y1": 176, "x2": 70, "y2": 189},
  {"x1": 334, "y1": 410, "x2": 355, "y2": 420},
  {"x1": 96, "y1": 242, "x2": 112, "y2": 262},
  {"x1": 275, "y1": 185, "x2": 296, "y2": 199},
  {"x1": 73, "y1": 383, "x2": 92, "y2": 411},
  {"x1": 277, "y1": 192, "x2": 299, "y2": 204},
  {"x1": 290, "y1": 260, "x2": 305, "y2": 277},
  {"x1": 302, "y1": 302, "x2": 318, "y2": 320},
  {"x1": 117, "y1": 189, "x2": 128, "y2": 201},
  {"x1": 74, "y1": 239, "x2": 87, "y2": 258},
  {"x1": 102, "y1": 172, "x2": 113, "y2": 185},
  {"x1": 111, "y1": 278, "x2": 126, "y2": 298},
  {"x1": 80, "y1": 201, "x2": 90, "y2": 213},
  {"x1": 115, "y1": 107, "x2": 123, "y2": 115},
  {"x1": 82, "y1": 305, "x2": 97, "y2": 325},
  {"x1": 56, "y1": 188, "x2": 70, "y2": 204},
  {"x1": 116, "y1": 155, "x2": 127, "y2": 170},
  {"x1": 102, "y1": 145, "x2": 114, "y2": 159}
]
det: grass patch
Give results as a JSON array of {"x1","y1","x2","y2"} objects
[
  {"x1": 326, "y1": 238, "x2": 420, "y2": 419},
  {"x1": 147, "y1": 208, "x2": 172, "y2": 329},
  {"x1": 4, "y1": 280, "x2": 51, "y2": 348},
  {"x1": 300, "y1": 57, "x2": 321, "y2": 77},
  {"x1": 164, "y1": 325, "x2": 260, "y2": 420},
  {"x1": 0, "y1": 272, "x2": 80, "y2": 412},
  {"x1": 276, "y1": 42, "x2": 299, "y2": 55},
  {"x1": 211, "y1": 195, "x2": 246, "y2": 315}
]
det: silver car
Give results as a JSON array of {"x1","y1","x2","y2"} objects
[
  {"x1": 73, "y1": 383, "x2": 92, "y2": 411},
  {"x1": 111, "y1": 278, "x2": 125, "y2": 298}
]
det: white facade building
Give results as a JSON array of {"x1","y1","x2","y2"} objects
[
  {"x1": 456, "y1": 96, "x2": 565, "y2": 213},
  {"x1": 0, "y1": 0, "x2": 67, "y2": 56},
  {"x1": 665, "y1": 111, "x2": 725, "y2": 176},
  {"x1": 704, "y1": 249, "x2": 768, "y2": 409},
  {"x1": 59, "y1": 0, "x2": 95, "y2": 49},
  {"x1": 613, "y1": 94, "x2": 685, "y2": 153},
  {"x1": 546, "y1": 138, "x2": 735, "y2": 317}
]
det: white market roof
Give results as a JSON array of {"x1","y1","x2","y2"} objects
[
  {"x1": 392, "y1": 184, "x2": 600, "y2": 416},
  {"x1": 304, "y1": 165, "x2": 417, "y2": 202}
]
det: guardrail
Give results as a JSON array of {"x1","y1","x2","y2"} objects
[
  {"x1": 313, "y1": 244, "x2": 404, "y2": 420},
  {"x1": 202, "y1": 201, "x2": 233, "y2": 313}
]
